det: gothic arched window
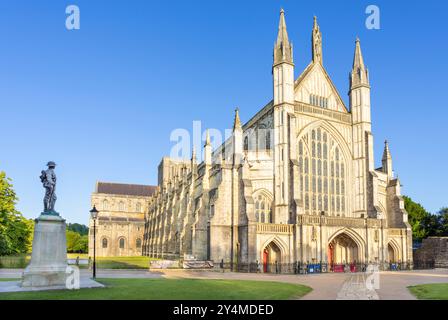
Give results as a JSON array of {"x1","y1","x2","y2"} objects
[
  {"x1": 102, "y1": 238, "x2": 108, "y2": 248},
  {"x1": 119, "y1": 201, "x2": 125, "y2": 211},
  {"x1": 136, "y1": 202, "x2": 142, "y2": 212},
  {"x1": 266, "y1": 130, "x2": 271, "y2": 150},
  {"x1": 244, "y1": 136, "x2": 249, "y2": 151},
  {"x1": 103, "y1": 200, "x2": 108, "y2": 211},
  {"x1": 298, "y1": 128, "x2": 347, "y2": 216},
  {"x1": 136, "y1": 238, "x2": 142, "y2": 248},
  {"x1": 119, "y1": 238, "x2": 125, "y2": 249},
  {"x1": 254, "y1": 193, "x2": 272, "y2": 223}
]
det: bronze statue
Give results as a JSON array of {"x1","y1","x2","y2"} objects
[{"x1": 40, "y1": 161, "x2": 57, "y2": 214}]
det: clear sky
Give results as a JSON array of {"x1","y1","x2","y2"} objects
[{"x1": 0, "y1": 0, "x2": 447, "y2": 224}]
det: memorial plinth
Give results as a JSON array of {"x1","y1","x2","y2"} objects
[{"x1": 22, "y1": 213, "x2": 69, "y2": 287}]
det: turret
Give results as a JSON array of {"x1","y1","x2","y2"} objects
[
  {"x1": 191, "y1": 146, "x2": 197, "y2": 175},
  {"x1": 382, "y1": 140, "x2": 393, "y2": 178},
  {"x1": 273, "y1": 8, "x2": 295, "y2": 105},
  {"x1": 350, "y1": 38, "x2": 370, "y2": 90},
  {"x1": 204, "y1": 129, "x2": 212, "y2": 166},
  {"x1": 349, "y1": 38, "x2": 371, "y2": 123},
  {"x1": 232, "y1": 108, "x2": 243, "y2": 165},
  {"x1": 349, "y1": 37, "x2": 372, "y2": 216},
  {"x1": 272, "y1": 9, "x2": 294, "y2": 223}
]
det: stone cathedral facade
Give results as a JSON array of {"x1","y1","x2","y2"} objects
[
  {"x1": 89, "y1": 182, "x2": 156, "y2": 257},
  {"x1": 142, "y1": 10, "x2": 413, "y2": 271}
]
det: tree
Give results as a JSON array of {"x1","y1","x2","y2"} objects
[
  {"x1": 73, "y1": 235, "x2": 88, "y2": 253},
  {"x1": 424, "y1": 213, "x2": 442, "y2": 237},
  {"x1": 66, "y1": 230, "x2": 88, "y2": 253},
  {"x1": 403, "y1": 196, "x2": 432, "y2": 241},
  {"x1": 404, "y1": 196, "x2": 448, "y2": 240},
  {"x1": 0, "y1": 171, "x2": 34, "y2": 255},
  {"x1": 435, "y1": 207, "x2": 448, "y2": 236},
  {"x1": 67, "y1": 223, "x2": 88, "y2": 236}
]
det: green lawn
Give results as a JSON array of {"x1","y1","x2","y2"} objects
[
  {"x1": 66, "y1": 255, "x2": 156, "y2": 269},
  {"x1": 95, "y1": 256, "x2": 157, "y2": 269},
  {"x1": 0, "y1": 278, "x2": 311, "y2": 300},
  {"x1": 408, "y1": 283, "x2": 448, "y2": 300},
  {"x1": 0, "y1": 255, "x2": 30, "y2": 268},
  {"x1": 0, "y1": 278, "x2": 20, "y2": 282},
  {"x1": 1, "y1": 255, "x2": 156, "y2": 269},
  {"x1": 64, "y1": 256, "x2": 157, "y2": 269},
  {"x1": 67, "y1": 253, "x2": 89, "y2": 259}
]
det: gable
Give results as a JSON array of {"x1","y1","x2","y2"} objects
[{"x1": 294, "y1": 62, "x2": 348, "y2": 113}]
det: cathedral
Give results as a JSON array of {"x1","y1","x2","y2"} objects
[
  {"x1": 89, "y1": 182, "x2": 155, "y2": 257},
  {"x1": 142, "y1": 10, "x2": 413, "y2": 271}
]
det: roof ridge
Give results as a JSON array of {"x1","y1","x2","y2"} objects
[
  {"x1": 96, "y1": 182, "x2": 157, "y2": 197},
  {"x1": 98, "y1": 181, "x2": 156, "y2": 187}
]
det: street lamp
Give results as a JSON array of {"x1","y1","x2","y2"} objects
[{"x1": 90, "y1": 205, "x2": 99, "y2": 279}]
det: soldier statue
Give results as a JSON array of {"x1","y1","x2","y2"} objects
[{"x1": 40, "y1": 161, "x2": 57, "y2": 214}]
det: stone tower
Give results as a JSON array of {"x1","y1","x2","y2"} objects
[
  {"x1": 273, "y1": 9, "x2": 295, "y2": 224},
  {"x1": 349, "y1": 38, "x2": 373, "y2": 217}
]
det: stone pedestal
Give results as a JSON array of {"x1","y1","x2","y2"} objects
[{"x1": 22, "y1": 214, "x2": 68, "y2": 288}]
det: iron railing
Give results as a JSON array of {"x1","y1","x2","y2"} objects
[{"x1": 214, "y1": 260, "x2": 435, "y2": 274}]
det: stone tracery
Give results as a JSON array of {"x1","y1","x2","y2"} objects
[{"x1": 298, "y1": 127, "x2": 347, "y2": 216}]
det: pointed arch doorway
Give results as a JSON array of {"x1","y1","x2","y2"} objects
[
  {"x1": 388, "y1": 241, "x2": 400, "y2": 263},
  {"x1": 328, "y1": 232, "x2": 360, "y2": 272},
  {"x1": 262, "y1": 241, "x2": 282, "y2": 273}
]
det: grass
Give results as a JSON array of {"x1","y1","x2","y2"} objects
[
  {"x1": 0, "y1": 255, "x2": 30, "y2": 268},
  {"x1": 408, "y1": 283, "x2": 448, "y2": 300},
  {"x1": 0, "y1": 279, "x2": 20, "y2": 282},
  {"x1": 67, "y1": 253, "x2": 89, "y2": 259},
  {"x1": 1, "y1": 255, "x2": 156, "y2": 269},
  {"x1": 95, "y1": 256, "x2": 156, "y2": 269},
  {"x1": 0, "y1": 278, "x2": 311, "y2": 300}
]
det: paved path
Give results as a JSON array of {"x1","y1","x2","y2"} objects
[
  {"x1": 377, "y1": 269, "x2": 448, "y2": 300},
  {"x1": 0, "y1": 268, "x2": 103, "y2": 293},
  {"x1": 1, "y1": 268, "x2": 447, "y2": 299},
  {"x1": 336, "y1": 273, "x2": 379, "y2": 300}
]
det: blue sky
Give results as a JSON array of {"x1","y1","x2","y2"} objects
[{"x1": 0, "y1": 0, "x2": 447, "y2": 224}]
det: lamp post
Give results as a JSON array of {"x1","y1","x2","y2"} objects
[{"x1": 90, "y1": 205, "x2": 99, "y2": 279}]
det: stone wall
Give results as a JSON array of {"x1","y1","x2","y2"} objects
[{"x1": 414, "y1": 237, "x2": 448, "y2": 267}]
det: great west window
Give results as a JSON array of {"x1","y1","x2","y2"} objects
[{"x1": 298, "y1": 128, "x2": 347, "y2": 216}]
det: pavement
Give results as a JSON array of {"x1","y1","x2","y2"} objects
[
  {"x1": 0, "y1": 269, "x2": 104, "y2": 293},
  {"x1": 0, "y1": 268, "x2": 447, "y2": 299},
  {"x1": 336, "y1": 273, "x2": 379, "y2": 300}
]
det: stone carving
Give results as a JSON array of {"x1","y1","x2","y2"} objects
[{"x1": 40, "y1": 161, "x2": 58, "y2": 215}]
